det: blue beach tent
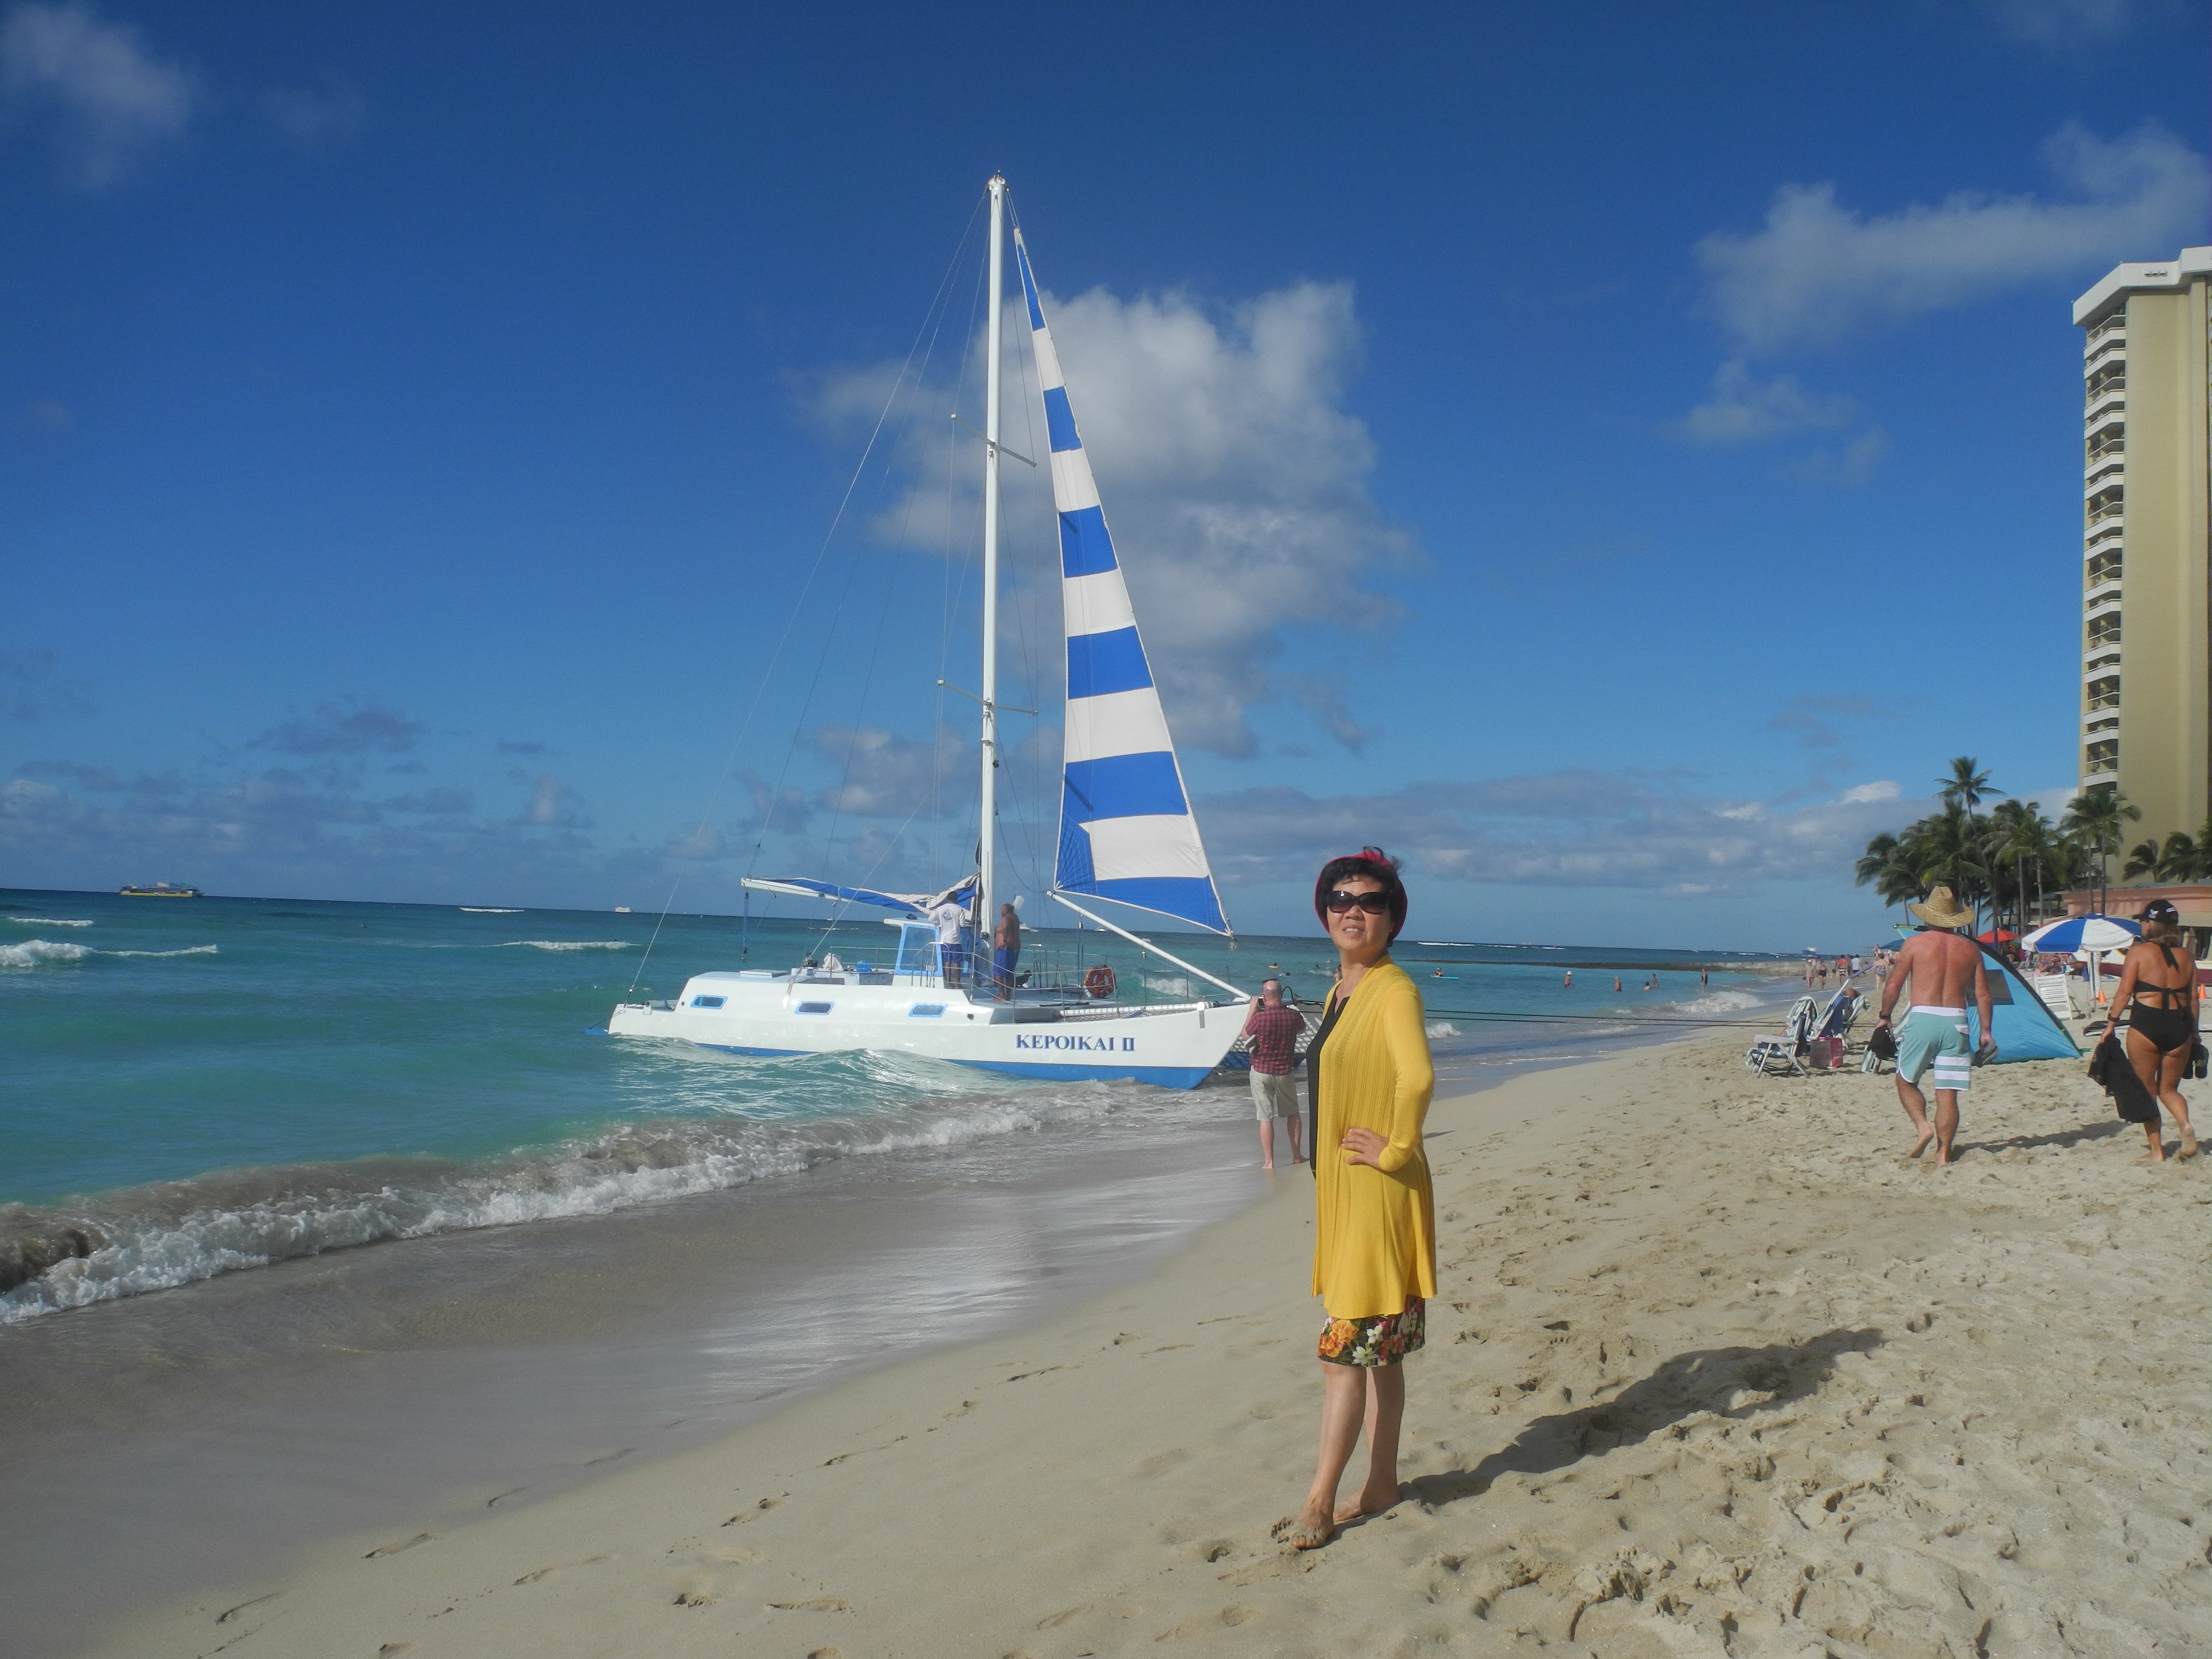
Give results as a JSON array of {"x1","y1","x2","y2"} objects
[{"x1": 1966, "y1": 937, "x2": 2080, "y2": 1062}]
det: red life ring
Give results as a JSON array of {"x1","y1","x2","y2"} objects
[{"x1": 1084, "y1": 964, "x2": 1117, "y2": 999}]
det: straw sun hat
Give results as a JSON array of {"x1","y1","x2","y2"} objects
[{"x1": 1907, "y1": 886, "x2": 1976, "y2": 930}]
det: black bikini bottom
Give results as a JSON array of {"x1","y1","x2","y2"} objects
[{"x1": 2130, "y1": 1004, "x2": 2196, "y2": 1054}]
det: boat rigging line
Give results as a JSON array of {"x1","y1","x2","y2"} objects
[{"x1": 627, "y1": 192, "x2": 988, "y2": 995}]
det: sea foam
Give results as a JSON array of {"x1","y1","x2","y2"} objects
[
  {"x1": 500, "y1": 940, "x2": 635, "y2": 951},
  {"x1": 0, "y1": 940, "x2": 216, "y2": 967},
  {"x1": 5, "y1": 917, "x2": 93, "y2": 927},
  {"x1": 0, "y1": 1070, "x2": 1144, "y2": 1324},
  {"x1": 0, "y1": 940, "x2": 94, "y2": 967}
]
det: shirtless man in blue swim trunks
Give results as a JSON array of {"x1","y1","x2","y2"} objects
[{"x1": 1872, "y1": 886, "x2": 1996, "y2": 1166}]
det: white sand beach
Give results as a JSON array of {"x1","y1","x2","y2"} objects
[{"x1": 86, "y1": 1030, "x2": 2209, "y2": 1658}]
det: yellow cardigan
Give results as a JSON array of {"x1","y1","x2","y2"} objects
[{"x1": 1309, "y1": 959, "x2": 1436, "y2": 1318}]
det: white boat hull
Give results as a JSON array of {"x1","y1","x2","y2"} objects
[{"x1": 607, "y1": 970, "x2": 1240, "y2": 1089}]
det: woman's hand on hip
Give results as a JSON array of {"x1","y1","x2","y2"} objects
[{"x1": 1339, "y1": 1127, "x2": 1388, "y2": 1168}]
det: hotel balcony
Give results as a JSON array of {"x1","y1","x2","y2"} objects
[
  {"x1": 2083, "y1": 739, "x2": 2119, "y2": 773},
  {"x1": 2083, "y1": 650, "x2": 2122, "y2": 680},
  {"x1": 2082, "y1": 764, "x2": 2120, "y2": 789},
  {"x1": 2084, "y1": 583, "x2": 2122, "y2": 614},
  {"x1": 2083, "y1": 385, "x2": 2127, "y2": 424},
  {"x1": 2084, "y1": 551, "x2": 2122, "y2": 586},
  {"x1": 2085, "y1": 315, "x2": 2125, "y2": 344},
  {"x1": 2086, "y1": 620, "x2": 2122, "y2": 649},
  {"x1": 2085, "y1": 500, "x2": 2125, "y2": 529},
  {"x1": 2083, "y1": 335, "x2": 2127, "y2": 374},
  {"x1": 2085, "y1": 436, "x2": 2125, "y2": 463},
  {"x1": 2085, "y1": 673, "x2": 2119, "y2": 705},
  {"x1": 2083, "y1": 461, "x2": 2126, "y2": 494},
  {"x1": 2083, "y1": 715, "x2": 2120, "y2": 737}
]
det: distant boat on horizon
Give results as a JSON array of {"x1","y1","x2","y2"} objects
[
  {"x1": 613, "y1": 905, "x2": 632, "y2": 913},
  {"x1": 119, "y1": 882, "x2": 200, "y2": 898}
]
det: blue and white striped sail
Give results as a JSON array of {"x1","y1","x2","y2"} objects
[{"x1": 1013, "y1": 227, "x2": 1230, "y2": 935}]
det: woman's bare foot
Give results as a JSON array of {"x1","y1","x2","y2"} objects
[
  {"x1": 1261, "y1": 1161, "x2": 1275, "y2": 1170},
  {"x1": 2137, "y1": 1149, "x2": 2167, "y2": 1164},
  {"x1": 1270, "y1": 1509, "x2": 1335, "y2": 1550},
  {"x1": 1332, "y1": 1483, "x2": 1403, "y2": 1526},
  {"x1": 2180, "y1": 1130, "x2": 2199, "y2": 1160},
  {"x1": 1907, "y1": 1128, "x2": 1934, "y2": 1159}
]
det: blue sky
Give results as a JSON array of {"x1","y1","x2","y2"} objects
[{"x1": 2, "y1": 1, "x2": 2205, "y2": 949}]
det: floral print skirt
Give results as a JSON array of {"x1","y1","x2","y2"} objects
[{"x1": 1316, "y1": 1295, "x2": 1425, "y2": 1367}]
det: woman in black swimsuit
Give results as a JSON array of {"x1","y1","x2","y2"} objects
[{"x1": 2108, "y1": 899, "x2": 2199, "y2": 1162}]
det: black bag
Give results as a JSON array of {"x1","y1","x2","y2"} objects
[
  {"x1": 2191, "y1": 1037, "x2": 2208, "y2": 1082},
  {"x1": 2090, "y1": 1033, "x2": 2160, "y2": 1124},
  {"x1": 1866, "y1": 1022, "x2": 1897, "y2": 1062}
]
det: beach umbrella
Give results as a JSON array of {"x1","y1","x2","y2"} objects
[
  {"x1": 1975, "y1": 927, "x2": 2019, "y2": 943},
  {"x1": 2019, "y1": 915, "x2": 2140, "y2": 953}
]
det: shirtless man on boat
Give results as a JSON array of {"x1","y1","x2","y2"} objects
[{"x1": 1873, "y1": 887, "x2": 1996, "y2": 1166}]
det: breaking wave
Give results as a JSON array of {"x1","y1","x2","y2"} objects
[
  {"x1": 1, "y1": 940, "x2": 93, "y2": 967},
  {"x1": 1425, "y1": 1021, "x2": 1462, "y2": 1039},
  {"x1": 1, "y1": 940, "x2": 218, "y2": 968},
  {"x1": 0, "y1": 1055, "x2": 1158, "y2": 1324},
  {"x1": 5, "y1": 916, "x2": 92, "y2": 927},
  {"x1": 500, "y1": 939, "x2": 635, "y2": 952},
  {"x1": 1668, "y1": 990, "x2": 1765, "y2": 1017}
]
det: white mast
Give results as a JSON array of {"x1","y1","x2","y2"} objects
[{"x1": 978, "y1": 173, "x2": 1005, "y2": 946}]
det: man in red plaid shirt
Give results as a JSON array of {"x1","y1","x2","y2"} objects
[{"x1": 1242, "y1": 978, "x2": 1306, "y2": 1169}]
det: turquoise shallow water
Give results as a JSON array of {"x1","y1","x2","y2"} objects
[{"x1": 0, "y1": 886, "x2": 1785, "y2": 1323}]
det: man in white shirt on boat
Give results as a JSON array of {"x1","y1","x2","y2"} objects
[{"x1": 929, "y1": 895, "x2": 970, "y2": 990}]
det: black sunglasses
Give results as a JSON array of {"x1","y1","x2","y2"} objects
[{"x1": 1324, "y1": 890, "x2": 1392, "y2": 914}]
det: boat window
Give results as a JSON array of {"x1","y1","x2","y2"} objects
[
  {"x1": 689, "y1": 994, "x2": 726, "y2": 1009},
  {"x1": 796, "y1": 1001, "x2": 834, "y2": 1014},
  {"x1": 908, "y1": 1004, "x2": 945, "y2": 1018}
]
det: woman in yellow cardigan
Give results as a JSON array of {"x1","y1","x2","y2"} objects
[{"x1": 1273, "y1": 847, "x2": 1435, "y2": 1550}]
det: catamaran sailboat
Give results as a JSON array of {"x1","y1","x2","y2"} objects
[{"x1": 606, "y1": 177, "x2": 1247, "y2": 1088}]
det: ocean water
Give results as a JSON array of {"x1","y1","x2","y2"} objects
[{"x1": 0, "y1": 887, "x2": 1785, "y2": 1326}]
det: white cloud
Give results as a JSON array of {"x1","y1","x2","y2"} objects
[
  {"x1": 523, "y1": 772, "x2": 586, "y2": 828},
  {"x1": 0, "y1": 2, "x2": 196, "y2": 187},
  {"x1": 1196, "y1": 771, "x2": 1932, "y2": 895},
  {"x1": 1840, "y1": 780, "x2": 1902, "y2": 804},
  {"x1": 821, "y1": 278, "x2": 1410, "y2": 757},
  {"x1": 1788, "y1": 426, "x2": 1890, "y2": 488},
  {"x1": 1695, "y1": 122, "x2": 2208, "y2": 350},
  {"x1": 811, "y1": 722, "x2": 971, "y2": 816},
  {"x1": 1677, "y1": 360, "x2": 1857, "y2": 444}
]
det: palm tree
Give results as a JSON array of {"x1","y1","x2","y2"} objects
[
  {"x1": 1985, "y1": 800, "x2": 2056, "y2": 940},
  {"x1": 1853, "y1": 832, "x2": 1922, "y2": 912},
  {"x1": 2060, "y1": 789, "x2": 2140, "y2": 914},
  {"x1": 1938, "y1": 756, "x2": 1994, "y2": 816},
  {"x1": 2122, "y1": 837, "x2": 2162, "y2": 880},
  {"x1": 1917, "y1": 808, "x2": 1992, "y2": 931}
]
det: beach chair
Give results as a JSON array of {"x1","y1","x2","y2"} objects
[
  {"x1": 2032, "y1": 973, "x2": 2076, "y2": 1021},
  {"x1": 1744, "y1": 997, "x2": 1818, "y2": 1076}
]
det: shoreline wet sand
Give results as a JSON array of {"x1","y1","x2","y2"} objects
[{"x1": 62, "y1": 1027, "x2": 2208, "y2": 1658}]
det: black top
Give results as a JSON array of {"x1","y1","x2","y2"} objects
[
  {"x1": 2131, "y1": 941, "x2": 2192, "y2": 1010},
  {"x1": 1305, "y1": 986, "x2": 1348, "y2": 1180}
]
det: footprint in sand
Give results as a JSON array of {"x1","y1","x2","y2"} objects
[
  {"x1": 768, "y1": 1597, "x2": 851, "y2": 1610},
  {"x1": 580, "y1": 1447, "x2": 634, "y2": 1466},
  {"x1": 514, "y1": 1555, "x2": 612, "y2": 1584},
  {"x1": 215, "y1": 1592, "x2": 282, "y2": 1623},
  {"x1": 485, "y1": 1486, "x2": 532, "y2": 1507},
  {"x1": 364, "y1": 1534, "x2": 436, "y2": 1558}
]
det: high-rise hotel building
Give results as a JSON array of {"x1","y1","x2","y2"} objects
[{"x1": 2071, "y1": 247, "x2": 2210, "y2": 851}]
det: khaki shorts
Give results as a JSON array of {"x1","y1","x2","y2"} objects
[{"x1": 1249, "y1": 1068, "x2": 1298, "y2": 1120}]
